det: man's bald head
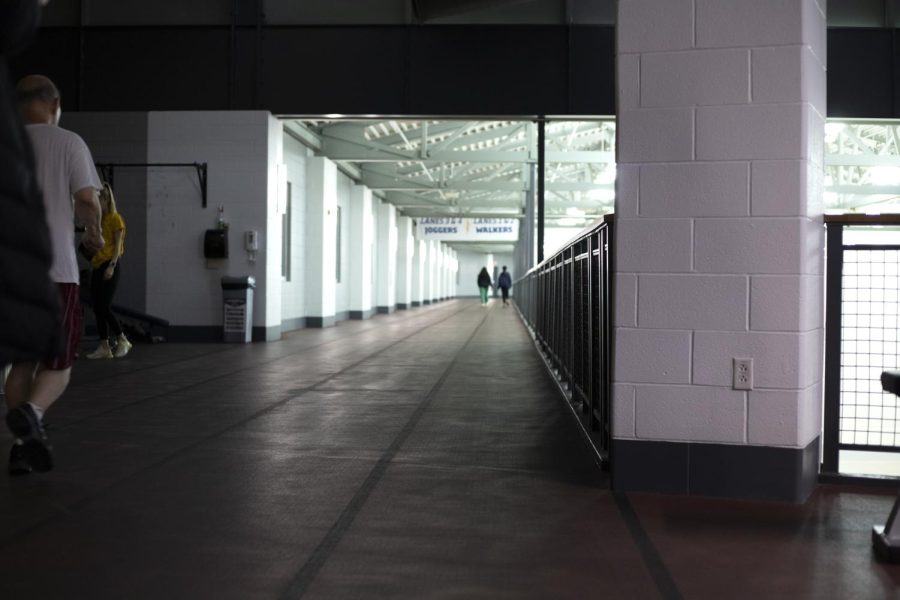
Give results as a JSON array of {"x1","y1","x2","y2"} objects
[{"x1": 17, "y1": 74, "x2": 61, "y2": 125}]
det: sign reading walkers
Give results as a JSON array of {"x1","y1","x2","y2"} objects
[{"x1": 417, "y1": 218, "x2": 518, "y2": 241}]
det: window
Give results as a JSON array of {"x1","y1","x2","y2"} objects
[{"x1": 281, "y1": 182, "x2": 292, "y2": 281}]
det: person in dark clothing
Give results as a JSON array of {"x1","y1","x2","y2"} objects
[
  {"x1": 0, "y1": 0, "x2": 60, "y2": 369},
  {"x1": 497, "y1": 265, "x2": 512, "y2": 307},
  {"x1": 477, "y1": 267, "x2": 492, "y2": 305}
]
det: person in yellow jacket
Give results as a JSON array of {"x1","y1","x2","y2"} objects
[{"x1": 86, "y1": 183, "x2": 131, "y2": 359}]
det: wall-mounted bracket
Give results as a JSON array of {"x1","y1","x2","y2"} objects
[{"x1": 95, "y1": 162, "x2": 209, "y2": 208}]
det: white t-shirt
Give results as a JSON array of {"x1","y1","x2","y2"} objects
[{"x1": 26, "y1": 124, "x2": 102, "y2": 284}]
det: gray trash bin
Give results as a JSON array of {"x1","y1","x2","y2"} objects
[{"x1": 221, "y1": 276, "x2": 255, "y2": 343}]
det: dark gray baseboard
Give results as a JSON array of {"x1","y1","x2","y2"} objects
[
  {"x1": 612, "y1": 437, "x2": 820, "y2": 503},
  {"x1": 422, "y1": 300, "x2": 432, "y2": 305},
  {"x1": 166, "y1": 326, "x2": 221, "y2": 342},
  {"x1": 411, "y1": 301, "x2": 421, "y2": 307},
  {"x1": 281, "y1": 317, "x2": 306, "y2": 332},
  {"x1": 335, "y1": 311, "x2": 350, "y2": 323},
  {"x1": 376, "y1": 306, "x2": 395, "y2": 314},
  {"x1": 306, "y1": 316, "x2": 336, "y2": 328},
  {"x1": 252, "y1": 325, "x2": 281, "y2": 342},
  {"x1": 397, "y1": 303, "x2": 409, "y2": 310},
  {"x1": 349, "y1": 309, "x2": 374, "y2": 320}
]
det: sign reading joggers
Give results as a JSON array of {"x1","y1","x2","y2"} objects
[{"x1": 416, "y1": 218, "x2": 518, "y2": 241}]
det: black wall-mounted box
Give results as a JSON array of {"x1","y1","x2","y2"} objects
[{"x1": 204, "y1": 229, "x2": 228, "y2": 259}]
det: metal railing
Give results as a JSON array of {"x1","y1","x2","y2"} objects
[
  {"x1": 515, "y1": 215, "x2": 613, "y2": 461},
  {"x1": 823, "y1": 214, "x2": 900, "y2": 473}
]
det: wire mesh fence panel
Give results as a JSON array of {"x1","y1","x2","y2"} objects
[{"x1": 840, "y1": 246, "x2": 900, "y2": 448}]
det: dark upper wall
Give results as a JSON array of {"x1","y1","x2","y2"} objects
[
  {"x1": 9, "y1": 25, "x2": 616, "y2": 116},
  {"x1": 7, "y1": 0, "x2": 900, "y2": 119}
]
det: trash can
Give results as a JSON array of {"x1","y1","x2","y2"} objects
[{"x1": 221, "y1": 276, "x2": 255, "y2": 343}]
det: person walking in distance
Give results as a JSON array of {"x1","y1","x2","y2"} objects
[
  {"x1": 5, "y1": 74, "x2": 103, "y2": 475},
  {"x1": 86, "y1": 183, "x2": 131, "y2": 359},
  {"x1": 497, "y1": 265, "x2": 512, "y2": 307},
  {"x1": 477, "y1": 267, "x2": 492, "y2": 306}
]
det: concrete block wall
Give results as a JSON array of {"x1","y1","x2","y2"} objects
[
  {"x1": 64, "y1": 112, "x2": 149, "y2": 313},
  {"x1": 146, "y1": 111, "x2": 275, "y2": 339},
  {"x1": 614, "y1": 0, "x2": 826, "y2": 502}
]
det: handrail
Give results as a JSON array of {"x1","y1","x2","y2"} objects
[
  {"x1": 824, "y1": 213, "x2": 900, "y2": 224},
  {"x1": 516, "y1": 213, "x2": 615, "y2": 283}
]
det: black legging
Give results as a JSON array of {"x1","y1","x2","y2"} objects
[{"x1": 91, "y1": 260, "x2": 122, "y2": 340}]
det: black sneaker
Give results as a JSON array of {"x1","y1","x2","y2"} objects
[
  {"x1": 5, "y1": 405, "x2": 53, "y2": 473},
  {"x1": 8, "y1": 443, "x2": 32, "y2": 476}
]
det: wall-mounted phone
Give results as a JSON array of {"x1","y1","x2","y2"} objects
[{"x1": 245, "y1": 230, "x2": 258, "y2": 251}]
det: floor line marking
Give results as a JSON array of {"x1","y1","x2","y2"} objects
[
  {"x1": 612, "y1": 492, "x2": 684, "y2": 600},
  {"x1": 279, "y1": 307, "x2": 493, "y2": 599}
]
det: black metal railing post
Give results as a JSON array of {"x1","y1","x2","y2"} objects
[{"x1": 823, "y1": 220, "x2": 844, "y2": 473}]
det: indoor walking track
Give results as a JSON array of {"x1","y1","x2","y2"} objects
[{"x1": 1, "y1": 300, "x2": 898, "y2": 599}]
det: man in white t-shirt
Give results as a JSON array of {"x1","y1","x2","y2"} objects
[{"x1": 4, "y1": 75, "x2": 103, "y2": 475}]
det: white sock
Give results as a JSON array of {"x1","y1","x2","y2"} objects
[{"x1": 27, "y1": 402, "x2": 44, "y2": 422}]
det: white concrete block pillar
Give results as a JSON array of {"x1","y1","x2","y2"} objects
[
  {"x1": 305, "y1": 157, "x2": 338, "y2": 327},
  {"x1": 412, "y1": 239, "x2": 425, "y2": 306},
  {"x1": 396, "y1": 216, "x2": 414, "y2": 309},
  {"x1": 450, "y1": 250, "x2": 458, "y2": 298},
  {"x1": 424, "y1": 240, "x2": 437, "y2": 304},
  {"x1": 348, "y1": 184, "x2": 374, "y2": 319},
  {"x1": 613, "y1": 0, "x2": 826, "y2": 502},
  {"x1": 436, "y1": 244, "x2": 446, "y2": 301},
  {"x1": 375, "y1": 202, "x2": 397, "y2": 313}
]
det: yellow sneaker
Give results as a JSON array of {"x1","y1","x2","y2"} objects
[
  {"x1": 86, "y1": 341, "x2": 113, "y2": 359},
  {"x1": 113, "y1": 335, "x2": 132, "y2": 358}
]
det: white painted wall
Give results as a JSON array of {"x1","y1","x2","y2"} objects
[
  {"x1": 281, "y1": 135, "x2": 310, "y2": 325},
  {"x1": 614, "y1": 0, "x2": 826, "y2": 449},
  {"x1": 145, "y1": 111, "x2": 274, "y2": 333},
  {"x1": 456, "y1": 251, "x2": 512, "y2": 297},
  {"x1": 64, "y1": 112, "x2": 149, "y2": 313},
  {"x1": 396, "y1": 216, "x2": 414, "y2": 307},
  {"x1": 305, "y1": 157, "x2": 338, "y2": 323},
  {"x1": 335, "y1": 171, "x2": 352, "y2": 316},
  {"x1": 375, "y1": 201, "x2": 398, "y2": 310},
  {"x1": 348, "y1": 184, "x2": 374, "y2": 317}
]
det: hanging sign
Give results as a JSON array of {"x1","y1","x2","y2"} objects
[{"x1": 416, "y1": 218, "x2": 518, "y2": 241}]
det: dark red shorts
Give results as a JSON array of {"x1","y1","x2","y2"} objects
[{"x1": 44, "y1": 283, "x2": 81, "y2": 370}]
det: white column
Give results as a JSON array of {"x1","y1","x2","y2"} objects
[
  {"x1": 412, "y1": 239, "x2": 425, "y2": 306},
  {"x1": 376, "y1": 202, "x2": 397, "y2": 312},
  {"x1": 305, "y1": 157, "x2": 338, "y2": 327},
  {"x1": 424, "y1": 240, "x2": 437, "y2": 304},
  {"x1": 450, "y1": 250, "x2": 458, "y2": 298},
  {"x1": 613, "y1": 0, "x2": 825, "y2": 502},
  {"x1": 348, "y1": 184, "x2": 374, "y2": 319},
  {"x1": 396, "y1": 217, "x2": 414, "y2": 309},
  {"x1": 436, "y1": 244, "x2": 446, "y2": 302}
]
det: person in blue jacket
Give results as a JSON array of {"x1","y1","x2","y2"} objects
[{"x1": 497, "y1": 266, "x2": 512, "y2": 307}]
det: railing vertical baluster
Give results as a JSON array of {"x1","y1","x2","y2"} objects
[{"x1": 823, "y1": 221, "x2": 844, "y2": 473}]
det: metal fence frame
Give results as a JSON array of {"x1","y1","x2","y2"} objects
[
  {"x1": 514, "y1": 214, "x2": 614, "y2": 463},
  {"x1": 823, "y1": 214, "x2": 900, "y2": 474}
]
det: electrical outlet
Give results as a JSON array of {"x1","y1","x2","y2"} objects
[{"x1": 733, "y1": 358, "x2": 753, "y2": 391}]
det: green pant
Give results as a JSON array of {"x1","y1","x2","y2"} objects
[{"x1": 479, "y1": 286, "x2": 489, "y2": 304}]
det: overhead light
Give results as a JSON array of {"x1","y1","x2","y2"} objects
[{"x1": 323, "y1": 113, "x2": 345, "y2": 119}]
